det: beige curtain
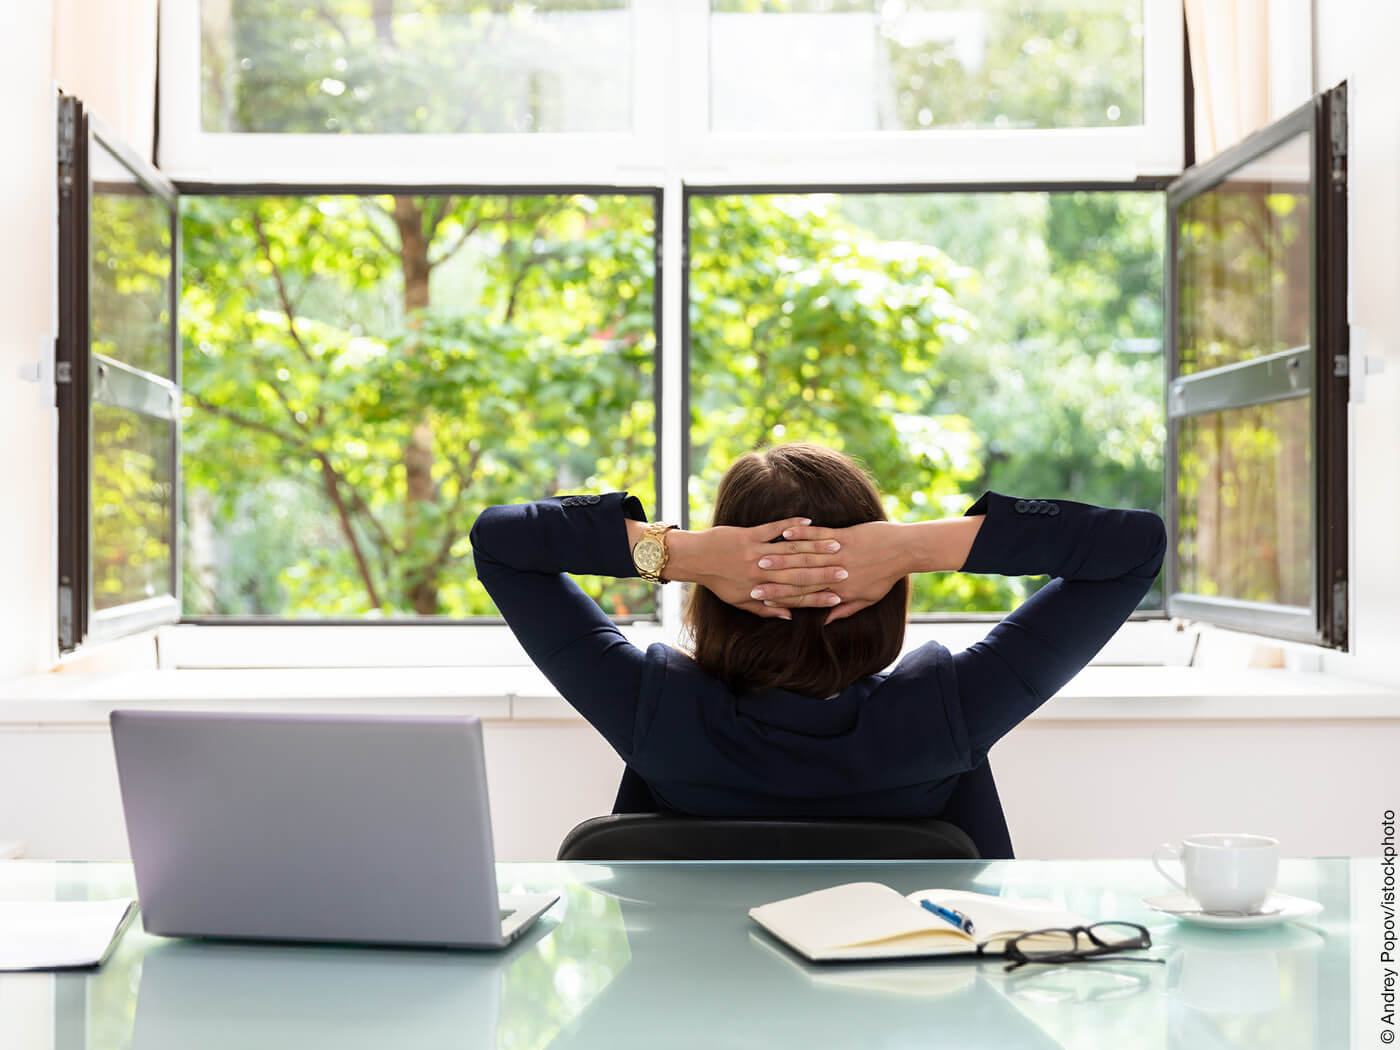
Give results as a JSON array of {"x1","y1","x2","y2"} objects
[
  {"x1": 52, "y1": 0, "x2": 158, "y2": 161},
  {"x1": 1184, "y1": 0, "x2": 1272, "y2": 161},
  {"x1": 1184, "y1": 0, "x2": 1316, "y2": 162}
]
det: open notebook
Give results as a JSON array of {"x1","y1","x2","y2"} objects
[{"x1": 749, "y1": 883, "x2": 1092, "y2": 962}]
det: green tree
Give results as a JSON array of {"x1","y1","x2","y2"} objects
[
  {"x1": 689, "y1": 195, "x2": 1015, "y2": 611},
  {"x1": 181, "y1": 192, "x2": 656, "y2": 617}
]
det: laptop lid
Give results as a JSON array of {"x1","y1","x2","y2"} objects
[{"x1": 111, "y1": 710, "x2": 505, "y2": 947}]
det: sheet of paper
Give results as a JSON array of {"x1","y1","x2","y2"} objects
[{"x1": 0, "y1": 898, "x2": 136, "y2": 971}]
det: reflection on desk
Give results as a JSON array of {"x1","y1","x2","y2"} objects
[{"x1": 6, "y1": 857, "x2": 1353, "y2": 1050}]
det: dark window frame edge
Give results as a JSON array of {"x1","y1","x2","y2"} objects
[{"x1": 58, "y1": 97, "x2": 183, "y2": 652}]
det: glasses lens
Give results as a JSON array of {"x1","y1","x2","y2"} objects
[
  {"x1": 1088, "y1": 923, "x2": 1146, "y2": 949},
  {"x1": 1016, "y1": 929, "x2": 1082, "y2": 958}
]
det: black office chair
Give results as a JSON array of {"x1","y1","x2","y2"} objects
[
  {"x1": 557, "y1": 813, "x2": 978, "y2": 861},
  {"x1": 559, "y1": 756, "x2": 1013, "y2": 862}
]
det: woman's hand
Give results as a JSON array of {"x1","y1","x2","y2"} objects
[
  {"x1": 665, "y1": 519, "x2": 848, "y2": 621},
  {"x1": 748, "y1": 520, "x2": 910, "y2": 624}
]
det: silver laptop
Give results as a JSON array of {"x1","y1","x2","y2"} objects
[{"x1": 110, "y1": 710, "x2": 557, "y2": 948}]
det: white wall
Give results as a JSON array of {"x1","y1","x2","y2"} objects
[
  {"x1": 52, "y1": 0, "x2": 158, "y2": 161},
  {"x1": 1315, "y1": 0, "x2": 1400, "y2": 688},
  {"x1": 0, "y1": 3, "x2": 58, "y2": 681},
  {"x1": 2, "y1": 713, "x2": 1390, "y2": 862},
  {"x1": 0, "y1": 0, "x2": 158, "y2": 684}
]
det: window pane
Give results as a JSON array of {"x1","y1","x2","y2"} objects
[
  {"x1": 202, "y1": 0, "x2": 632, "y2": 134},
  {"x1": 1177, "y1": 131, "x2": 1311, "y2": 376},
  {"x1": 1176, "y1": 397, "x2": 1311, "y2": 607},
  {"x1": 710, "y1": 1, "x2": 1144, "y2": 133},
  {"x1": 91, "y1": 141, "x2": 172, "y2": 379},
  {"x1": 181, "y1": 193, "x2": 656, "y2": 619},
  {"x1": 92, "y1": 404, "x2": 173, "y2": 610},
  {"x1": 688, "y1": 191, "x2": 1164, "y2": 614}
]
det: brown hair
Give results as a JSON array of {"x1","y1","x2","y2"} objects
[{"x1": 683, "y1": 444, "x2": 909, "y2": 698}]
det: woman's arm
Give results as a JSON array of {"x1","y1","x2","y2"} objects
[
  {"x1": 745, "y1": 515, "x2": 986, "y2": 623},
  {"x1": 470, "y1": 493, "x2": 849, "y2": 754},
  {"x1": 758, "y1": 491, "x2": 1166, "y2": 766}
]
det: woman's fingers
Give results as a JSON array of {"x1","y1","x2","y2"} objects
[
  {"x1": 761, "y1": 590, "x2": 843, "y2": 609},
  {"x1": 754, "y1": 545, "x2": 842, "y2": 570},
  {"x1": 750, "y1": 517, "x2": 815, "y2": 542},
  {"x1": 823, "y1": 599, "x2": 874, "y2": 625},
  {"x1": 777, "y1": 524, "x2": 841, "y2": 542},
  {"x1": 735, "y1": 599, "x2": 792, "y2": 621},
  {"x1": 749, "y1": 571, "x2": 847, "y2": 600},
  {"x1": 752, "y1": 519, "x2": 840, "y2": 543}
]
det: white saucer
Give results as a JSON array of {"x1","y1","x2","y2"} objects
[{"x1": 1141, "y1": 892, "x2": 1323, "y2": 930}]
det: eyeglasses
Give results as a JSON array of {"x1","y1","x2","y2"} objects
[{"x1": 982, "y1": 921, "x2": 1164, "y2": 973}]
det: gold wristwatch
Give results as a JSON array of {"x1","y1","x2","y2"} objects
[{"x1": 631, "y1": 522, "x2": 677, "y2": 583}]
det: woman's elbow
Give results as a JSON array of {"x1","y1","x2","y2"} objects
[
  {"x1": 468, "y1": 504, "x2": 513, "y2": 566},
  {"x1": 1134, "y1": 510, "x2": 1168, "y2": 576}
]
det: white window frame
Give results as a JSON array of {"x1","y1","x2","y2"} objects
[{"x1": 149, "y1": 0, "x2": 1184, "y2": 666}]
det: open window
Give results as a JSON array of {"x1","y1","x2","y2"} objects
[
  {"x1": 1164, "y1": 84, "x2": 1348, "y2": 648},
  {"x1": 56, "y1": 95, "x2": 181, "y2": 652}
]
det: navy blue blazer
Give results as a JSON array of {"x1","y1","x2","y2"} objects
[{"x1": 470, "y1": 491, "x2": 1165, "y2": 827}]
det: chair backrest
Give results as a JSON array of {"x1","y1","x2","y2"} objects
[{"x1": 556, "y1": 814, "x2": 980, "y2": 861}]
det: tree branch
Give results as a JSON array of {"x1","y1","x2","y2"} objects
[
  {"x1": 360, "y1": 199, "x2": 403, "y2": 258},
  {"x1": 347, "y1": 486, "x2": 402, "y2": 558},
  {"x1": 190, "y1": 393, "x2": 310, "y2": 449},
  {"x1": 313, "y1": 0, "x2": 352, "y2": 49},
  {"x1": 251, "y1": 211, "x2": 316, "y2": 366},
  {"x1": 315, "y1": 451, "x2": 384, "y2": 610},
  {"x1": 423, "y1": 445, "x2": 483, "y2": 577},
  {"x1": 428, "y1": 213, "x2": 484, "y2": 270},
  {"x1": 423, "y1": 195, "x2": 452, "y2": 243},
  {"x1": 501, "y1": 252, "x2": 556, "y2": 323}
]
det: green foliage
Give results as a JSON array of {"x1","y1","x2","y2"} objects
[
  {"x1": 693, "y1": 192, "x2": 1165, "y2": 612},
  {"x1": 177, "y1": 0, "x2": 1166, "y2": 621},
  {"x1": 204, "y1": 0, "x2": 629, "y2": 134},
  {"x1": 689, "y1": 194, "x2": 1010, "y2": 612},
  {"x1": 181, "y1": 192, "x2": 656, "y2": 617},
  {"x1": 92, "y1": 405, "x2": 172, "y2": 610},
  {"x1": 712, "y1": 0, "x2": 1143, "y2": 130}
]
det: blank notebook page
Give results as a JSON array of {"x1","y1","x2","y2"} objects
[{"x1": 0, "y1": 899, "x2": 136, "y2": 971}]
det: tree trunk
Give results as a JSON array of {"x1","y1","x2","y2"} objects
[{"x1": 392, "y1": 195, "x2": 440, "y2": 615}]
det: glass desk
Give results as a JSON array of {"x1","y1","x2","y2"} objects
[{"x1": 0, "y1": 858, "x2": 1358, "y2": 1049}]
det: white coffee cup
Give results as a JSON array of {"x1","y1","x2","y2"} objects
[{"x1": 1152, "y1": 833, "x2": 1279, "y2": 913}]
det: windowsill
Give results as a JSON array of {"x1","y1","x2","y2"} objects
[{"x1": 0, "y1": 665, "x2": 1395, "y2": 727}]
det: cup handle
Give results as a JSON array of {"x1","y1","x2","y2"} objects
[{"x1": 1152, "y1": 842, "x2": 1186, "y2": 894}]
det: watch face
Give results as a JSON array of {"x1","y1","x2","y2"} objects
[{"x1": 635, "y1": 539, "x2": 664, "y2": 574}]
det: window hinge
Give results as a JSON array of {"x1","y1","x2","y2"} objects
[
  {"x1": 1331, "y1": 580, "x2": 1347, "y2": 642},
  {"x1": 56, "y1": 97, "x2": 76, "y2": 195},
  {"x1": 58, "y1": 584, "x2": 74, "y2": 650},
  {"x1": 1329, "y1": 88, "x2": 1347, "y2": 188}
]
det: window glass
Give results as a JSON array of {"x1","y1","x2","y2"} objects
[
  {"x1": 709, "y1": 0, "x2": 1144, "y2": 134},
  {"x1": 1176, "y1": 397, "x2": 1311, "y2": 607},
  {"x1": 92, "y1": 404, "x2": 174, "y2": 610},
  {"x1": 91, "y1": 142, "x2": 172, "y2": 379},
  {"x1": 180, "y1": 192, "x2": 656, "y2": 619},
  {"x1": 1176, "y1": 133, "x2": 1311, "y2": 376},
  {"x1": 688, "y1": 190, "x2": 1164, "y2": 614},
  {"x1": 201, "y1": 0, "x2": 632, "y2": 134}
]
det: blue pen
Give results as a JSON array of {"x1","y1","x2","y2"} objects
[{"x1": 920, "y1": 899, "x2": 975, "y2": 936}]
